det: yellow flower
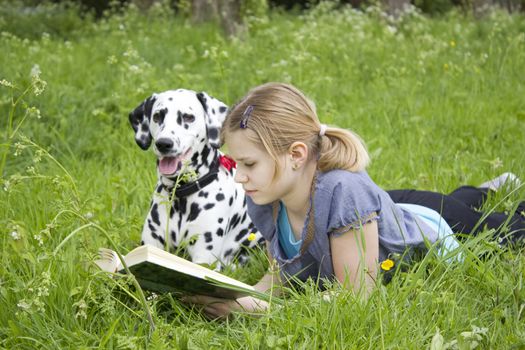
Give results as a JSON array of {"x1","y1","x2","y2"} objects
[
  {"x1": 450, "y1": 40, "x2": 456, "y2": 48},
  {"x1": 443, "y1": 63, "x2": 449, "y2": 70},
  {"x1": 380, "y1": 259, "x2": 395, "y2": 271},
  {"x1": 247, "y1": 232, "x2": 257, "y2": 241}
]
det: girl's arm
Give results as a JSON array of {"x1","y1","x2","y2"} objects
[
  {"x1": 184, "y1": 241, "x2": 281, "y2": 318},
  {"x1": 329, "y1": 217, "x2": 379, "y2": 296}
]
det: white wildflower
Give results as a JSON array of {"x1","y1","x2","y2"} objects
[
  {"x1": 11, "y1": 231, "x2": 20, "y2": 240},
  {"x1": 0, "y1": 79, "x2": 15, "y2": 88}
]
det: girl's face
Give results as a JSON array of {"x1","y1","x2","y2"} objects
[{"x1": 227, "y1": 130, "x2": 295, "y2": 205}]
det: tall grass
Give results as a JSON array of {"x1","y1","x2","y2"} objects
[{"x1": 1, "y1": 2, "x2": 524, "y2": 348}]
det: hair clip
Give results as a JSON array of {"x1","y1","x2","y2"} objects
[{"x1": 240, "y1": 105, "x2": 254, "y2": 129}]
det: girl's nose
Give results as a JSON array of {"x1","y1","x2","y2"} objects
[{"x1": 234, "y1": 171, "x2": 247, "y2": 184}]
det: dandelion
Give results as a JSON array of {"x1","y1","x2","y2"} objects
[
  {"x1": 450, "y1": 40, "x2": 456, "y2": 47},
  {"x1": 380, "y1": 258, "x2": 395, "y2": 271},
  {"x1": 247, "y1": 232, "x2": 257, "y2": 241},
  {"x1": 443, "y1": 63, "x2": 449, "y2": 70}
]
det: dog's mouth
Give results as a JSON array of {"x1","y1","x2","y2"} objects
[{"x1": 158, "y1": 149, "x2": 191, "y2": 176}]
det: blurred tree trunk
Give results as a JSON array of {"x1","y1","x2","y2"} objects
[
  {"x1": 383, "y1": 0, "x2": 410, "y2": 16},
  {"x1": 217, "y1": 0, "x2": 245, "y2": 37},
  {"x1": 191, "y1": 0, "x2": 218, "y2": 23},
  {"x1": 133, "y1": 0, "x2": 158, "y2": 11},
  {"x1": 190, "y1": 0, "x2": 245, "y2": 37}
]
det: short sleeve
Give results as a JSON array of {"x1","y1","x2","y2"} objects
[{"x1": 321, "y1": 171, "x2": 381, "y2": 237}]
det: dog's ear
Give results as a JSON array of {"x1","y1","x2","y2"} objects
[
  {"x1": 129, "y1": 95, "x2": 156, "y2": 150},
  {"x1": 196, "y1": 91, "x2": 228, "y2": 148}
]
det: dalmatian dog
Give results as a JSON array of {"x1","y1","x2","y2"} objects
[{"x1": 129, "y1": 89, "x2": 263, "y2": 267}]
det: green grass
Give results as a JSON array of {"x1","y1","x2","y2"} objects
[{"x1": 1, "y1": 2, "x2": 525, "y2": 348}]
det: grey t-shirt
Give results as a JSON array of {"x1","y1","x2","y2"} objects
[{"x1": 247, "y1": 170, "x2": 438, "y2": 283}]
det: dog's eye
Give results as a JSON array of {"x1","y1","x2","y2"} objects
[
  {"x1": 182, "y1": 114, "x2": 195, "y2": 123},
  {"x1": 152, "y1": 112, "x2": 161, "y2": 123}
]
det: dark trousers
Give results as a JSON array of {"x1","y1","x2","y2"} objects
[{"x1": 387, "y1": 186, "x2": 525, "y2": 244}]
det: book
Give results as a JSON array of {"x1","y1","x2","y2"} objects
[{"x1": 95, "y1": 244, "x2": 256, "y2": 299}]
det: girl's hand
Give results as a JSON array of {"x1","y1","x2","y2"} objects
[{"x1": 183, "y1": 295, "x2": 268, "y2": 319}]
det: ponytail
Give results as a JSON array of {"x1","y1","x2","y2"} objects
[{"x1": 317, "y1": 126, "x2": 369, "y2": 172}]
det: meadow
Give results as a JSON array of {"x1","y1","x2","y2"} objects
[{"x1": 1, "y1": 1, "x2": 525, "y2": 348}]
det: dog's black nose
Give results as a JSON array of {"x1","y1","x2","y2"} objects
[{"x1": 155, "y1": 138, "x2": 174, "y2": 153}]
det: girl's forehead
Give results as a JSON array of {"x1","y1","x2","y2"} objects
[{"x1": 226, "y1": 130, "x2": 265, "y2": 158}]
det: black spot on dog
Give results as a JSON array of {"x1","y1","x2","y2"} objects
[
  {"x1": 150, "y1": 203, "x2": 160, "y2": 225},
  {"x1": 141, "y1": 123, "x2": 149, "y2": 132},
  {"x1": 191, "y1": 152, "x2": 199, "y2": 164},
  {"x1": 216, "y1": 193, "x2": 225, "y2": 201},
  {"x1": 200, "y1": 146, "x2": 210, "y2": 164},
  {"x1": 156, "y1": 184, "x2": 165, "y2": 194},
  {"x1": 198, "y1": 191, "x2": 209, "y2": 198},
  {"x1": 171, "y1": 230, "x2": 177, "y2": 241},
  {"x1": 229, "y1": 196, "x2": 233, "y2": 206},
  {"x1": 169, "y1": 97, "x2": 173, "y2": 101},
  {"x1": 204, "y1": 232, "x2": 212, "y2": 243},
  {"x1": 206, "y1": 245, "x2": 213, "y2": 250},
  {"x1": 223, "y1": 248, "x2": 233, "y2": 257},
  {"x1": 204, "y1": 203, "x2": 215, "y2": 210},
  {"x1": 216, "y1": 228, "x2": 224, "y2": 237},
  {"x1": 241, "y1": 212, "x2": 247, "y2": 223},
  {"x1": 184, "y1": 124, "x2": 189, "y2": 130},
  {"x1": 151, "y1": 232, "x2": 165, "y2": 245},
  {"x1": 148, "y1": 220, "x2": 156, "y2": 233},
  {"x1": 196, "y1": 92, "x2": 208, "y2": 112},
  {"x1": 235, "y1": 228, "x2": 248, "y2": 242},
  {"x1": 177, "y1": 111, "x2": 183, "y2": 125},
  {"x1": 188, "y1": 203, "x2": 201, "y2": 221},
  {"x1": 218, "y1": 218, "x2": 223, "y2": 223},
  {"x1": 242, "y1": 196, "x2": 246, "y2": 206},
  {"x1": 219, "y1": 106, "x2": 227, "y2": 113},
  {"x1": 212, "y1": 108, "x2": 215, "y2": 115},
  {"x1": 229, "y1": 214, "x2": 240, "y2": 232}
]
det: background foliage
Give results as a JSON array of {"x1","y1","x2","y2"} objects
[{"x1": 1, "y1": 1, "x2": 524, "y2": 348}]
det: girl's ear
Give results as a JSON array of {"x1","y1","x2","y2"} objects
[{"x1": 288, "y1": 142, "x2": 309, "y2": 163}]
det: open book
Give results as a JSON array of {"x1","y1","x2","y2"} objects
[{"x1": 95, "y1": 244, "x2": 255, "y2": 299}]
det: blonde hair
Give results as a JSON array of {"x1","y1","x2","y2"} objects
[{"x1": 221, "y1": 82, "x2": 369, "y2": 175}]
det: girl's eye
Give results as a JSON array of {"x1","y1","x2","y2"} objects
[
  {"x1": 182, "y1": 113, "x2": 195, "y2": 123},
  {"x1": 244, "y1": 163, "x2": 255, "y2": 168}
]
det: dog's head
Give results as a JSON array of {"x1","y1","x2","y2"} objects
[{"x1": 129, "y1": 89, "x2": 228, "y2": 177}]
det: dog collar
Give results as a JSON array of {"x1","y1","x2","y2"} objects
[{"x1": 172, "y1": 157, "x2": 221, "y2": 198}]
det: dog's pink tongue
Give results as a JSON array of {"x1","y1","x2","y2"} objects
[{"x1": 159, "y1": 157, "x2": 180, "y2": 175}]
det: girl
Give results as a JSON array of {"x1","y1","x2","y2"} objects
[{"x1": 186, "y1": 82, "x2": 524, "y2": 318}]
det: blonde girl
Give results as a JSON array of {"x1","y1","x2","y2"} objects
[{"x1": 186, "y1": 82, "x2": 524, "y2": 318}]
